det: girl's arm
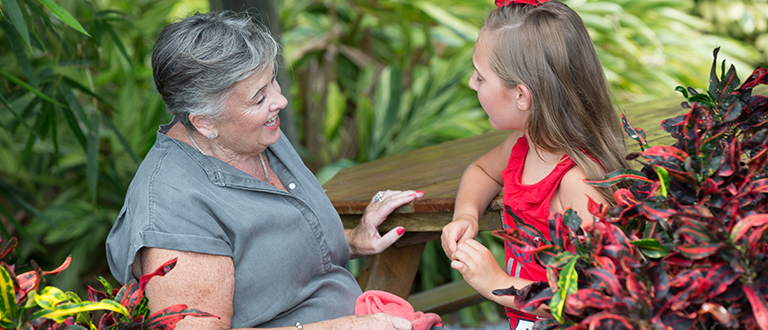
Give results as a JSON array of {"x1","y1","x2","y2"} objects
[
  {"x1": 441, "y1": 131, "x2": 522, "y2": 260},
  {"x1": 554, "y1": 165, "x2": 609, "y2": 227},
  {"x1": 452, "y1": 239, "x2": 551, "y2": 318},
  {"x1": 138, "y1": 248, "x2": 413, "y2": 330}
]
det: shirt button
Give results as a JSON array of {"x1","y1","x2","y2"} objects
[{"x1": 288, "y1": 183, "x2": 296, "y2": 189}]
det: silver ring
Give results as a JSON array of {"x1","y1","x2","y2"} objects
[{"x1": 373, "y1": 191, "x2": 384, "y2": 203}]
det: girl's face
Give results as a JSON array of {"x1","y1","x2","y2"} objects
[{"x1": 469, "y1": 37, "x2": 527, "y2": 131}]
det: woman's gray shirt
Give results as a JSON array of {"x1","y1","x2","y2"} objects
[{"x1": 106, "y1": 121, "x2": 361, "y2": 328}]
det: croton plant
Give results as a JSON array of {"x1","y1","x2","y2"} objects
[
  {"x1": 0, "y1": 236, "x2": 217, "y2": 329},
  {"x1": 494, "y1": 47, "x2": 768, "y2": 330}
]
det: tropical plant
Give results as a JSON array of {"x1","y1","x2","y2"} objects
[
  {"x1": 0, "y1": 235, "x2": 218, "y2": 329},
  {"x1": 0, "y1": 0, "x2": 195, "y2": 291},
  {"x1": 692, "y1": 0, "x2": 768, "y2": 67},
  {"x1": 493, "y1": 48, "x2": 768, "y2": 329}
]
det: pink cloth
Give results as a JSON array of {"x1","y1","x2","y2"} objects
[{"x1": 354, "y1": 290, "x2": 443, "y2": 330}]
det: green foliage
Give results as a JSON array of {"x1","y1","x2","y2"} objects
[
  {"x1": 0, "y1": 236, "x2": 217, "y2": 329},
  {"x1": 0, "y1": 0, "x2": 192, "y2": 290},
  {"x1": 497, "y1": 49, "x2": 768, "y2": 329},
  {"x1": 0, "y1": 0, "x2": 764, "y2": 326}
]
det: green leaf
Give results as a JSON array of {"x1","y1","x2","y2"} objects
[
  {"x1": 585, "y1": 169, "x2": 653, "y2": 187},
  {"x1": 323, "y1": 82, "x2": 346, "y2": 139},
  {"x1": 99, "y1": 113, "x2": 138, "y2": 164},
  {"x1": 1, "y1": 0, "x2": 30, "y2": 48},
  {"x1": 549, "y1": 257, "x2": 577, "y2": 323},
  {"x1": 630, "y1": 238, "x2": 669, "y2": 258},
  {"x1": 86, "y1": 114, "x2": 99, "y2": 202},
  {"x1": 1, "y1": 13, "x2": 35, "y2": 87},
  {"x1": 0, "y1": 70, "x2": 65, "y2": 107},
  {"x1": 655, "y1": 166, "x2": 669, "y2": 197},
  {"x1": 0, "y1": 266, "x2": 17, "y2": 323},
  {"x1": 36, "y1": 286, "x2": 70, "y2": 309},
  {"x1": 37, "y1": 0, "x2": 91, "y2": 36},
  {"x1": 101, "y1": 19, "x2": 133, "y2": 67},
  {"x1": 31, "y1": 300, "x2": 129, "y2": 323},
  {"x1": 96, "y1": 276, "x2": 114, "y2": 298}
]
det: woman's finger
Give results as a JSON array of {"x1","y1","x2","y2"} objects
[{"x1": 374, "y1": 226, "x2": 405, "y2": 253}]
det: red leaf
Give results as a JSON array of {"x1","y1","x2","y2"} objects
[
  {"x1": 42, "y1": 256, "x2": 71, "y2": 276},
  {"x1": 139, "y1": 258, "x2": 178, "y2": 292},
  {"x1": 642, "y1": 145, "x2": 688, "y2": 164},
  {"x1": 742, "y1": 67, "x2": 768, "y2": 89},
  {"x1": 669, "y1": 269, "x2": 705, "y2": 288},
  {"x1": 143, "y1": 304, "x2": 219, "y2": 330},
  {"x1": 700, "y1": 302, "x2": 734, "y2": 327},
  {"x1": 750, "y1": 179, "x2": 768, "y2": 194},
  {"x1": 586, "y1": 268, "x2": 623, "y2": 298},
  {"x1": 565, "y1": 289, "x2": 614, "y2": 316},
  {"x1": 748, "y1": 225, "x2": 768, "y2": 251},
  {"x1": 114, "y1": 280, "x2": 141, "y2": 313},
  {"x1": 614, "y1": 188, "x2": 637, "y2": 207},
  {"x1": 702, "y1": 264, "x2": 738, "y2": 299},
  {"x1": 731, "y1": 214, "x2": 768, "y2": 242},
  {"x1": 16, "y1": 271, "x2": 38, "y2": 298},
  {"x1": 88, "y1": 285, "x2": 110, "y2": 302},
  {"x1": 677, "y1": 243, "x2": 723, "y2": 260},
  {"x1": 743, "y1": 282, "x2": 768, "y2": 330},
  {"x1": 546, "y1": 266, "x2": 558, "y2": 293},
  {"x1": 0, "y1": 237, "x2": 17, "y2": 261},
  {"x1": 698, "y1": 178, "x2": 719, "y2": 199},
  {"x1": 675, "y1": 219, "x2": 713, "y2": 243},
  {"x1": 593, "y1": 256, "x2": 616, "y2": 274},
  {"x1": 582, "y1": 311, "x2": 635, "y2": 330},
  {"x1": 749, "y1": 148, "x2": 768, "y2": 177}
]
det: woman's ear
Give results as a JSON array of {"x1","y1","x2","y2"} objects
[
  {"x1": 516, "y1": 84, "x2": 532, "y2": 111},
  {"x1": 189, "y1": 114, "x2": 217, "y2": 138}
]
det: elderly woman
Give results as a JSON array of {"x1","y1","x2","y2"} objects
[{"x1": 106, "y1": 11, "x2": 423, "y2": 330}]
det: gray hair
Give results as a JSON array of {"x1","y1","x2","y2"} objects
[{"x1": 151, "y1": 11, "x2": 279, "y2": 131}]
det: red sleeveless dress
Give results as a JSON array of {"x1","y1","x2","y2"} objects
[{"x1": 500, "y1": 135, "x2": 575, "y2": 330}]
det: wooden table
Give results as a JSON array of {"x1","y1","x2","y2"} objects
[
  {"x1": 323, "y1": 131, "x2": 510, "y2": 299},
  {"x1": 322, "y1": 86, "x2": 767, "y2": 303}
]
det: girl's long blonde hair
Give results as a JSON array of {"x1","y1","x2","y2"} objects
[{"x1": 482, "y1": 0, "x2": 630, "y2": 203}]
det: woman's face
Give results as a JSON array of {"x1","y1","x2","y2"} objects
[
  {"x1": 214, "y1": 64, "x2": 287, "y2": 156},
  {"x1": 469, "y1": 36, "x2": 525, "y2": 131}
]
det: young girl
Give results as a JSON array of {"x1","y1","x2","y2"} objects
[{"x1": 440, "y1": 0, "x2": 631, "y2": 328}]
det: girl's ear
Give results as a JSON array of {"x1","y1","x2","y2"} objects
[
  {"x1": 189, "y1": 114, "x2": 217, "y2": 138},
  {"x1": 516, "y1": 84, "x2": 532, "y2": 111}
]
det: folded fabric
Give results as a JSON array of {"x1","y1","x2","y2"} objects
[{"x1": 354, "y1": 290, "x2": 443, "y2": 330}]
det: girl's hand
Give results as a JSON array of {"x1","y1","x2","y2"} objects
[
  {"x1": 450, "y1": 239, "x2": 508, "y2": 300},
  {"x1": 441, "y1": 217, "x2": 479, "y2": 260},
  {"x1": 346, "y1": 190, "x2": 424, "y2": 259}
]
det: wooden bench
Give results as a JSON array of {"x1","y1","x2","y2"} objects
[{"x1": 322, "y1": 85, "x2": 768, "y2": 314}]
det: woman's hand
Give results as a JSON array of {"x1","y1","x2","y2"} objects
[
  {"x1": 345, "y1": 190, "x2": 424, "y2": 259},
  {"x1": 441, "y1": 216, "x2": 479, "y2": 260},
  {"x1": 324, "y1": 314, "x2": 412, "y2": 330}
]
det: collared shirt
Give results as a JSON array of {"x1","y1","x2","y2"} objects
[{"x1": 106, "y1": 120, "x2": 361, "y2": 328}]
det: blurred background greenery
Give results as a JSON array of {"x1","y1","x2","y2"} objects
[{"x1": 0, "y1": 0, "x2": 766, "y2": 326}]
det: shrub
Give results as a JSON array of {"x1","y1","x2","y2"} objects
[
  {"x1": 0, "y1": 237, "x2": 217, "y2": 330},
  {"x1": 494, "y1": 47, "x2": 768, "y2": 330}
]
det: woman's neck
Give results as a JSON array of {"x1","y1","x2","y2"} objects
[{"x1": 165, "y1": 121, "x2": 270, "y2": 180}]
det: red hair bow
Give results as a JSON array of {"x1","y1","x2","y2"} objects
[{"x1": 495, "y1": 0, "x2": 548, "y2": 7}]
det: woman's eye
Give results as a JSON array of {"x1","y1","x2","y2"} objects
[{"x1": 255, "y1": 95, "x2": 266, "y2": 105}]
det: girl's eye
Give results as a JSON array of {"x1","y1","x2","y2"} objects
[{"x1": 475, "y1": 76, "x2": 483, "y2": 83}]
